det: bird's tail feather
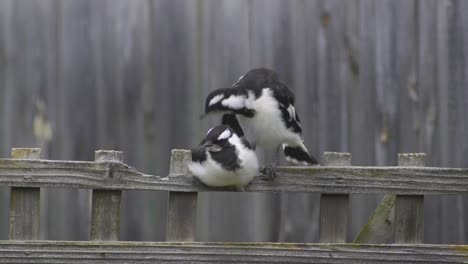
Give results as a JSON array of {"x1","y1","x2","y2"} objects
[{"x1": 283, "y1": 144, "x2": 319, "y2": 165}]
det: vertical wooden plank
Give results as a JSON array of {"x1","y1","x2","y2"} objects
[
  {"x1": 90, "y1": 150, "x2": 122, "y2": 241},
  {"x1": 319, "y1": 152, "x2": 351, "y2": 243},
  {"x1": 394, "y1": 0, "x2": 419, "y2": 154},
  {"x1": 197, "y1": 0, "x2": 262, "y2": 242},
  {"x1": 277, "y1": 0, "x2": 321, "y2": 242},
  {"x1": 9, "y1": 148, "x2": 41, "y2": 240},
  {"x1": 0, "y1": 0, "x2": 13, "y2": 240},
  {"x1": 446, "y1": 0, "x2": 468, "y2": 244},
  {"x1": 374, "y1": 0, "x2": 399, "y2": 166},
  {"x1": 166, "y1": 149, "x2": 197, "y2": 241},
  {"x1": 247, "y1": 0, "x2": 295, "y2": 242},
  {"x1": 348, "y1": 0, "x2": 379, "y2": 241},
  {"x1": 49, "y1": 0, "x2": 94, "y2": 240},
  {"x1": 455, "y1": 0, "x2": 468, "y2": 244},
  {"x1": 418, "y1": 0, "x2": 439, "y2": 244},
  {"x1": 394, "y1": 153, "x2": 425, "y2": 243}
]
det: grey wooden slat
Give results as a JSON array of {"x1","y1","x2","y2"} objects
[
  {"x1": 375, "y1": 0, "x2": 399, "y2": 166},
  {"x1": 0, "y1": 241, "x2": 466, "y2": 263},
  {"x1": 90, "y1": 151, "x2": 123, "y2": 241},
  {"x1": 445, "y1": 0, "x2": 468, "y2": 244},
  {"x1": 435, "y1": 0, "x2": 458, "y2": 245},
  {"x1": 348, "y1": 0, "x2": 379, "y2": 243},
  {"x1": 54, "y1": 0, "x2": 94, "y2": 241},
  {"x1": 393, "y1": 0, "x2": 419, "y2": 154},
  {"x1": 196, "y1": 0, "x2": 261, "y2": 243},
  {"x1": 9, "y1": 148, "x2": 41, "y2": 240},
  {"x1": 2, "y1": 157, "x2": 468, "y2": 194},
  {"x1": 319, "y1": 152, "x2": 351, "y2": 243},
  {"x1": 418, "y1": 0, "x2": 440, "y2": 244},
  {"x1": 0, "y1": 0, "x2": 13, "y2": 240},
  {"x1": 166, "y1": 149, "x2": 197, "y2": 241},
  {"x1": 455, "y1": 0, "x2": 468, "y2": 243},
  {"x1": 394, "y1": 153, "x2": 425, "y2": 243},
  {"x1": 278, "y1": 1, "x2": 321, "y2": 241},
  {"x1": 137, "y1": 0, "x2": 162, "y2": 242}
]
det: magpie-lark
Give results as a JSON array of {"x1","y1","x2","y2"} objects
[
  {"x1": 203, "y1": 68, "x2": 319, "y2": 178},
  {"x1": 188, "y1": 125, "x2": 259, "y2": 189}
]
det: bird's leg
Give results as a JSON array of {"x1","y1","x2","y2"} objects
[
  {"x1": 261, "y1": 145, "x2": 281, "y2": 180},
  {"x1": 270, "y1": 145, "x2": 281, "y2": 179}
]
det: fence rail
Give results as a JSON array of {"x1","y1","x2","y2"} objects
[
  {"x1": 1, "y1": 148, "x2": 468, "y2": 263},
  {"x1": 0, "y1": 241, "x2": 467, "y2": 264},
  {"x1": 1, "y1": 157, "x2": 468, "y2": 195}
]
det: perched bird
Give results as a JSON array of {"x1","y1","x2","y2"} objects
[
  {"x1": 188, "y1": 125, "x2": 259, "y2": 189},
  {"x1": 203, "y1": 68, "x2": 319, "y2": 178}
]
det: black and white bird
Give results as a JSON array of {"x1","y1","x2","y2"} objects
[
  {"x1": 188, "y1": 125, "x2": 259, "y2": 189},
  {"x1": 203, "y1": 68, "x2": 319, "y2": 178}
]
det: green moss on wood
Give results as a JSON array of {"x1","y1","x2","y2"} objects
[{"x1": 353, "y1": 195, "x2": 396, "y2": 243}]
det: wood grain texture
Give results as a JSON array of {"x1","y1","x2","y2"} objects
[
  {"x1": 394, "y1": 153, "x2": 425, "y2": 244},
  {"x1": 9, "y1": 148, "x2": 41, "y2": 240},
  {"x1": 394, "y1": 195, "x2": 424, "y2": 243},
  {"x1": 0, "y1": 241, "x2": 466, "y2": 263},
  {"x1": 90, "y1": 190, "x2": 121, "y2": 241},
  {"x1": 355, "y1": 153, "x2": 426, "y2": 244},
  {"x1": 166, "y1": 192, "x2": 197, "y2": 241},
  {"x1": 166, "y1": 149, "x2": 197, "y2": 241},
  {"x1": 90, "y1": 150, "x2": 123, "y2": 241},
  {"x1": 1, "y1": 158, "x2": 468, "y2": 194},
  {"x1": 319, "y1": 152, "x2": 351, "y2": 243}
]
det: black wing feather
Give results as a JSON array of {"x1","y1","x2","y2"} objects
[{"x1": 222, "y1": 114, "x2": 244, "y2": 137}]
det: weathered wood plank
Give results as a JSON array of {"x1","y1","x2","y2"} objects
[
  {"x1": 354, "y1": 153, "x2": 425, "y2": 244},
  {"x1": 395, "y1": 154, "x2": 425, "y2": 243},
  {"x1": 90, "y1": 151, "x2": 122, "y2": 241},
  {"x1": 1, "y1": 157, "x2": 468, "y2": 194},
  {"x1": 0, "y1": 241, "x2": 466, "y2": 263},
  {"x1": 319, "y1": 152, "x2": 351, "y2": 243},
  {"x1": 166, "y1": 149, "x2": 197, "y2": 241},
  {"x1": 354, "y1": 195, "x2": 396, "y2": 244},
  {"x1": 9, "y1": 148, "x2": 41, "y2": 240}
]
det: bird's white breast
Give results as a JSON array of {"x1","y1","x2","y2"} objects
[{"x1": 238, "y1": 88, "x2": 301, "y2": 149}]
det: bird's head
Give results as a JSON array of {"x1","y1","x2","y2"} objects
[
  {"x1": 204, "y1": 88, "x2": 229, "y2": 116},
  {"x1": 199, "y1": 125, "x2": 235, "y2": 153},
  {"x1": 233, "y1": 68, "x2": 279, "y2": 87}
]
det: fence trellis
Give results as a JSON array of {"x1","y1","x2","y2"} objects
[{"x1": 1, "y1": 147, "x2": 467, "y2": 263}]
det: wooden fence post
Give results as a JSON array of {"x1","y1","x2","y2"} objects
[
  {"x1": 90, "y1": 150, "x2": 123, "y2": 240},
  {"x1": 319, "y1": 152, "x2": 351, "y2": 243},
  {"x1": 394, "y1": 153, "x2": 425, "y2": 243},
  {"x1": 9, "y1": 148, "x2": 41, "y2": 240},
  {"x1": 166, "y1": 149, "x2": 197, "y2": 241}
]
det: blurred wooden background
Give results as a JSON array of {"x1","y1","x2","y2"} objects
[{"x1": 0, "y1": 0, "x2": 467, "y2": 243}]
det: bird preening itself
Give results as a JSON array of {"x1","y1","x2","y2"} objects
[
  {"x1": 203, "y1": 68, "x2": 319, "y2": 178},
  {"x1": 188, "y1": 125, "x2": 259, "y2": 189}
]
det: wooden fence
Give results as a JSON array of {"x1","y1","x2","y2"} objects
[{"x1": 1, "y1": 147, "x2": 467, "y2": 263}]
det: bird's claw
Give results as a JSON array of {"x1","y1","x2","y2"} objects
[{"x1": 260, "y1": 165, "x2": 276, "y2": 181}]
